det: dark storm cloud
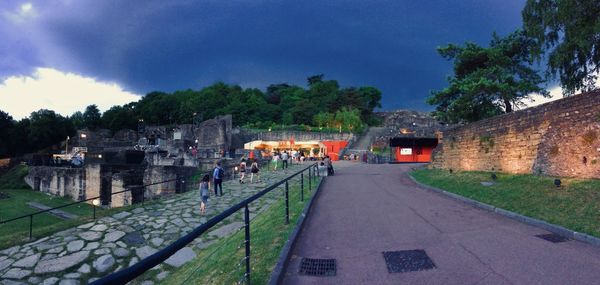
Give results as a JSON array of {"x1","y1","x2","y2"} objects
[{"x1": 1, "y1": 0, "x2": 525, "y2": 111}]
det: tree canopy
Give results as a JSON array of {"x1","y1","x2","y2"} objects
[
  {"x1": 522, "y1": 0, "x2": 600, "y2": 95},
  {"x1": 126, "y1": 75, "x2": 380, "y2": 129},
  {"x1": 0, "y1": 75, "x2": 381, "y2": 158},
  {"x1": 428, "y1": 31, "x2": 548, "y2": 123}
]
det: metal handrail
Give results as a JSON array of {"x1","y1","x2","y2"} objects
[
  {"x1": 0, "y1": 158, "x2": 275, "y2": 240},
  {"x1": 0, "y1": 177, "x2": 182, "y2": 224},
  {"x1": 92, "y1": 162, "x2": 319, "y2": 285}
]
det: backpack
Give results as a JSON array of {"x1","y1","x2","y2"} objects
[{"x1": 215, "y1": 167, "x2": 224, "y2": 179}]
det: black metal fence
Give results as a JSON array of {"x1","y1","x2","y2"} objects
[
  {"x1": 0, "y1": 172, "x2": 205, "y2": 241},
  {"x1": 91, "y1": 162, "x2": 320, "y2": 285}
]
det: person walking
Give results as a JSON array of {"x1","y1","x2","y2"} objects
[
  {"x1": 272, "y1": 152, "x2": 280, "y2": 171},
  {"x1": 325, "y1": 155, "x2": 334, "y2": 176},
  {"x1": 239, "y1": 158, "x2": 247, "y2": 184},
  {"x1": 250, "y1": 159, "x2": 261, "y2": 183},
  {"x1": 199, "y1": 174, "x2": 210, "y2": 215},
  {"x1": 213, "y1": 161, "x2": 224, "y2": 196},
  {"x1": 281, "y1": 151, "x2": 289, "y2": 169}
]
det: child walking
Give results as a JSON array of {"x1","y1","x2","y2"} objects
[
  {"x1": 239, "y1": 158, "x2": 247, "y2": 184},
  {"x1": 199, "y1": 174, "x2": 210, "y2": 215}
]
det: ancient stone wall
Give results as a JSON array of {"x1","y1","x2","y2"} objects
[
  {"x1": 25, "y1": 167, "x2": 85, "y2": 199},
  {"x1": 110, "y1": 174, "x2": 133, "y2": 207},
  {"x1": 432, "y1": 90, "x2": 600, "y2": 178},
  {"x1": 84, "y1": 164, "x2": 102, "y2": 199},
  {"x1": 143, "y1": 166, "x2": 197, "y2": 198}
]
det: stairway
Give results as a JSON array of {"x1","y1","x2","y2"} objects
[{"x1": 349, "y1": 127, "x2": 385, "y2": 150}]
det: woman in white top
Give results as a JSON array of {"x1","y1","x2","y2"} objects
[{"x1": 272, "y1": 152, "x2": 280, "y2": 171}]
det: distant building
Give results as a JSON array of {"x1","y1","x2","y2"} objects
[{"x1": 373, "y1": 110, "x2": 447, "y2": 163}]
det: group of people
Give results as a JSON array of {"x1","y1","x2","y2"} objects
[
  {"x1": 198, "y1": 152, "x2": 336, "y2": 214},
  {"x1": 318, "y1": 155, "x2": 335, "y2": 176},
  {"x1": 198, "y1": 158, "x2": 261, "y2": 215},
  {"x1": 270, "y1": 150, "x2": 310, "y2": 171}
]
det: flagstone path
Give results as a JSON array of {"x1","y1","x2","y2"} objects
[{"x1": 0, "y1": 164, "x2": 308, "y2": 285}]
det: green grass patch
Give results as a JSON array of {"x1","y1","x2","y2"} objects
[
  {"x1": 411, "y1": 169, "x2": 600, "y2": 238},
  {"x1": 0, "y1": 191, "x2": 163, "y2": 249},
  {"x1": 0, "y1": 164, "x2": 30, "y2": 190},
  {"x1": 0, "y1": 164, "x2": 172, "y2": 249},
  {"x1": 162, "y1": 177, "x2": 321, "y2": 285}
]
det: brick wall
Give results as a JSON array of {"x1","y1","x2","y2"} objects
[{"x1": 432, "y1": 90, "x2": 600, "y2": 178}]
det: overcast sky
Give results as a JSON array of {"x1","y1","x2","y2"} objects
[{"x1": 1, "y1": 0, "x2": 550, "y2": 120}]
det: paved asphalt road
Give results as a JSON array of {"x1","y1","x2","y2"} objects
[{"x1": 282, "y1": 162, "x2": 600, "y2": 285}]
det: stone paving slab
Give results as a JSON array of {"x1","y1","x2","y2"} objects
[
  {"x1": 27, "y1": 202, "x2": 78, "y2": 220},
  {"x1": 0, "y1": 164, "x2": 308, "y2": 284}
]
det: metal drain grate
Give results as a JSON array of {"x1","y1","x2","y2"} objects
[
  {"x1": 536, "y1": 233, "x2": 570, "y2": 243},
  {"x1": 298, "y1": 258, "x2": 336, "y2": 276},
  {"x1": 383, "y1": 250, "x2": 436, "y2": 273}
]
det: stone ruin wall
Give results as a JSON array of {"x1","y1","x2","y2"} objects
[
  {"x1": 431, "y1": 90, "x2": 600, "y2": 178},
  {"x1": 25, "y1": 167, "x2": 85, "y2": 199}
]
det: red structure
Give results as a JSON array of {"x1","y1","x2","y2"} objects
[
  {"x1": 320, "y1": 140, "x2": 349, "y2": 161},
  {"x1": 390, "y1": 137, "x2": 438, "y2": 163}
]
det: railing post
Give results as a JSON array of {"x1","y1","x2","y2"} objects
[
  {"x1": 244, "y1": 205, "x2": 251, "y2": 285},
  {"x1": 29, "y1": 215, "x2": 33, "y2": 240},
  {"x1": 300, "y1": 173, "x2": 304, "y2": 201},
  {"x1": 308, "y1": 166, "x2": 312, "y2": 191},
  {"x1": 285, "y1": 181, "x2": 289, "y2": 225}
]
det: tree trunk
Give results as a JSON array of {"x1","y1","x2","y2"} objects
[{"x1": 504, "y1": 98, "x2": 513, "y2": 113}]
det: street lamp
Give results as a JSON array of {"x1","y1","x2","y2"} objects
[
  {"x1": 80, "y1": 133, "x2": 87, "y2": 148},
  {"x1": 65, "y1": 136, "x2": 70, "y2": 154}
]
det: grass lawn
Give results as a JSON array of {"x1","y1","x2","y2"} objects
[
  {"x1": 0, "y1": 165, "x2": 150, "y2": 249},
  {"x1": 411, "y1": 168, "x2": 600, "y2": 238},
  {"x1": 162, "y1": 176, "x2": 322, "y2": 285}
]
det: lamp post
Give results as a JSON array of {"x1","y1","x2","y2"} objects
[
  {"x1": 138, "y1": 118, "x2": 145, "y2": 134},
  {"x1": 65, "y1": 136, "x2": 70, "y2": 154},
  {"x1": 80, "y1": 133, "x2": 87, "y2": 147}
]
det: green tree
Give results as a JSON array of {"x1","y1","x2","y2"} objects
[
  {"x1": 428, "y1": 30, "x2": 549, "y2": 123},
  {"x1": 70, "y1": 111, "x2": 85, "y2": 130},
  {"x1": 0, "y1": 111, "x2": 15, "y2": 158},
  {"x1": 313, "y1": 112, "x2": 335, "y2": 128},
  {"x1": 265, "y1": 83, "x2": 290, "y2": 105},
  {"x1": 307, "y1": 74, "x2": 324, "y2": 86},
  {"x1": 522, "y1": 0, "x2": 600, "y2": 95},
  {"x1": 138, "y1": 91, "x2": 179, "y2": 125},
  {"x1": 334, "y1": 107, "x2": 364, "y2": 133},
  {"x1": 10, "y1": 118, "x2": 30, "y2": 155},
  {"x1": 82, "y1": 104, "x2": 102, "y2": 130},
  {"x1": 102, "y1": 104, "x2": 138, "y2": 133},
  {"x1": 28, "y1": 109, "x2": 75, "y2": 151}
]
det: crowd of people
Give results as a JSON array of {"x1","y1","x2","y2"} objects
[
  {"x1": 198, "y1": 150, "x2": 335, "y2": 215},
  {"x1": 198, "y1": 157, "x2": 263, "y2": 215}
]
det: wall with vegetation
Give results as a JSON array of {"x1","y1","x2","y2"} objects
[{"x1": 431, "y1": 90, "x2": 600, "y2": 178}]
